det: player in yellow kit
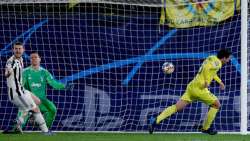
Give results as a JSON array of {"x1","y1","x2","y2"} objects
[{"x1": 149, "y1": 49, "x2": 231, "y2": 135}]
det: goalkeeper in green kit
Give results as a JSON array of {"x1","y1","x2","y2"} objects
[{"x1": 3, "y1": 52, "x2": 73, "y2": 133}]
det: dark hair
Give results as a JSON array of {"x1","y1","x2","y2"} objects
[
  {"x1": 14, "y1": 42, "x2": 23, "y2": 46},
  {"x1": 30, "y1": 51, "x2": 40, "y2": 57},
  {"x1": 217, "y1": 49, "x2": 231, "y2": 59}
]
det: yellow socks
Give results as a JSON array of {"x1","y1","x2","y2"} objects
[
  {"x1": 202, "y1": 107, "x2": 219, "y2": 130},
  {"x1": 156, "y1": 105, "x2": 177, "y2": 124}
]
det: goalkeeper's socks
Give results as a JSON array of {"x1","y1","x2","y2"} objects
[
  {"x1": 156, "y1": 105, "x2": 177, "y2": 124},
  {"x1": 33, "y1": 112, "x2": 49, "y2": 132},
  {"x1": 202, "y1": 107, "x2": 219, "y2": 130}
]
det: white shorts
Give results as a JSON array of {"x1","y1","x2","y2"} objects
[{"x1": 9, "y1": 88, "x2": 37, "y2": 112}]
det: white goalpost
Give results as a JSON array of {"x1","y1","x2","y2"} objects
[
  {"x1": 0, "y1": 0, "x2": 248, "y2": 134},
  {"x1": 240, "y1": 0, "x2": 248, "y2": 135}
]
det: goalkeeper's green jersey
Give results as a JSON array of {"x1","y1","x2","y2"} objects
[{"x1": 22, "y1": 66, "x2": 65, "y2": 100}]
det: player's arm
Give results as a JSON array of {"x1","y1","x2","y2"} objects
[
  {"x1": 203, "y1": 60, "x2": 225, "y2": 90},
  {"x1": 214, "y1": 74, "x2": 222, "y2": 84},
  {"x1": 214, "y1": 74, "x2": 225, "y2": 90},
  {"x1": 5, "y1": 68, "x2": 12, "y2": 78},
  {"x1": 45, "y1": 70, "x2": 65, "y2": 90},
  {"x1": 5, "y1": 60, "x2": 14, "y2": 78},
  {"x1": 211, "y1": 60, "x2": 225, "y2": 90}
]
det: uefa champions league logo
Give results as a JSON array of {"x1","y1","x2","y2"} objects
[
  {"x1": 61, "y1": 86, "x2": 124, "y2": 130},
  {"x1": 61, "y1": 85, "x2": 245, "y2": 130}
]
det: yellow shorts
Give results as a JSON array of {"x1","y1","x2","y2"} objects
[{"x1": 180, "y1": 83, "x2": 218, "y2": 106}]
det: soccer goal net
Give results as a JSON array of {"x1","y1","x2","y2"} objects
[{"x1": 0, "y1": 0, "x2": 248, "y2": 133}]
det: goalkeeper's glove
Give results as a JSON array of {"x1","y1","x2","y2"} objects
[{"x1": 65, "y1": 83, "x2": 74, "y2": 91}]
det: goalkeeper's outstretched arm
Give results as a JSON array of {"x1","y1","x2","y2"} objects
[{"x1": 45, "y1": 70, "x2": 66, "y2": 90}]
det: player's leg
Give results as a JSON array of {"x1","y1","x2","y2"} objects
[
  {"x1": 11, "y1": 110, "x2": 31, "y2": 131},
  {"x1": 22, "y1": 90, "x2": 50, "y2": 133},
  {"x1": 155, "y1": 84, "x2": 194, "y2": 125},
  {"x1": 19, "y1": 110, "x2": 30, "y2": 128},
  {"x1": 198, "y1": 90, "x2": 220, "y2": 135},
  {"x1": 148, "y1": 85, "x2": 192, "y2": 134},
  {"x1": 8, "y1": 97, "x2": 30, "y2": 134},
  {"x1": 30, "y1": 93, "x2": 41, "y2": 105},
  {"x1": 11, "y1": 93, "x2": 41, "y2": 131},
  {"x1": 2, "y1": 109, "x2": 30, "y2": 134},
  {"x1": 31, "y1": 107, "x2": 49, "y2": 132},
  {"x1": 203, "y1": 101, "x2": 220, "y2": 130},
  {"x1": 156, "y1": 99, "x2": 189, "y2": 124},
  {"x1": 39, "y1": 99, "x2": 57, "y2": 128},
  {"x1": 148, "y1": 100, "x2": 190, "y2": 134},
  {"x1": 17, "y1": 93, "x2": 41, "y2": 129},
  {"x1": 41, "y1": 99, "x2": 57, "y2": 128}
]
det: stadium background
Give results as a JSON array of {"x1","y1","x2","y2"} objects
[{"x1": 0, "y1": 3, "x2": 242, "y2": 132}]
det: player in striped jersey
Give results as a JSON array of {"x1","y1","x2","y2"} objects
[
  {"x1": 3, "y1": 42, "x2": 52, "y2": 135},
  {"x1": 11, "y1": 52, "x2": 73, "y2": 132}
]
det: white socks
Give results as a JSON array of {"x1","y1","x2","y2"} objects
[{"x1": 33, "y1": 112, "x2": 48, "y2": 132}]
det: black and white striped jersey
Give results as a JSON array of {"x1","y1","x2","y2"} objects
[{"x1": 5, "y1": 55, "x2": 24, "y2": 96}]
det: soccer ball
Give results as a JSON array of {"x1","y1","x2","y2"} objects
[{"x1": 162, "y1": 62, "x2": 174, "y2": 74}]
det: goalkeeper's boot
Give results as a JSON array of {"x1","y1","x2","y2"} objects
[
  {"x1": 148, "y1": 116, "x2": 157, "y2": 134},
  {"x1": 42, "y1": 130, "x2": 55, "y2": 136},
  {"x1": 199, "y1": 126, "x2": 217, "y2": 135}
]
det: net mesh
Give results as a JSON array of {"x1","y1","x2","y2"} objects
[{"x1": 0, "y1": 1, "x2": 243, "y2": 132}]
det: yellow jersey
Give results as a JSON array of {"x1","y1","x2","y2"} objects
[{"x1": 191, "y1": 55, "x2": 222, "y2": 88}]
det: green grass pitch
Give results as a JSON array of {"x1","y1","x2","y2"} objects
[{"x1": 0, "y1": 133, "x2": 250, "y2": 141}]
